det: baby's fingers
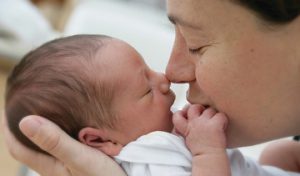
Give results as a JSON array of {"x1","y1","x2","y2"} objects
[
  {"x1": 212, "y1": 113, "x2": 229, "y2": 131},
  {"x1": 201, "y1": 107, "x2": 217, "y2": 119},
  {"x1": 178, "y1": 104, "x2": 190, "y2": 117},
  {"x1": 187, "y1": 104, "x2": 205, "y2": 121},
  {"x1": 172, "y1": 111, "x2": 188, "y2": 136}
]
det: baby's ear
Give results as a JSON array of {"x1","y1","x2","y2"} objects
[{"x1": 78, "y1": 127, "x2": 123, "y2": 156}]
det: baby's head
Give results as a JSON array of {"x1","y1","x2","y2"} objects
[{"x1": 5, "y1": 35, "x2": 175, "y2": 156}]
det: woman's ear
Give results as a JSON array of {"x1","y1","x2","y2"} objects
[{"x1": 78, "y1": 127, "x2": 123, "y2": 156}]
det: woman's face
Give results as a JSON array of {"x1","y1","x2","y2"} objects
[{"x1": 166, "y1": 0, "x2": 300, "y2": 147}]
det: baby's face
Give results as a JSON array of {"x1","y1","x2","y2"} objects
[{"x1": 98, "y1": 39, "x2": 175, "y2": 145}]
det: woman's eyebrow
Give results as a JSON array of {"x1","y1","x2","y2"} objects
[{"x1": 168, "y1": 14, "x2": 201, "y2": 29}]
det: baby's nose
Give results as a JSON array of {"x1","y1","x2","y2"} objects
[{"x1": 157, "y1": 73, "x2": 171, "y2": 94}]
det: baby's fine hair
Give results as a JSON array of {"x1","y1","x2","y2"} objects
[{"x1": 5, "y1": 34, "x2": 117, "y2": 153}]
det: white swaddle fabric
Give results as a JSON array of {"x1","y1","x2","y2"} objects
[
  {"x1": 114, "y1": 131, "x2": 300, "y2": 176},
  {"x1": 114, "y1": 131, "x2": 191, "y2": 176}
]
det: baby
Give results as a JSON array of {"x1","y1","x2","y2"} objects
[
  {"x1": 5, "y1": 34, "x2": 229, "y2": 176},
  {"x1": 5, "y1": 35, "x2": 298, "y2": 176}
]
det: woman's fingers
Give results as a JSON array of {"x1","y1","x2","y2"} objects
[
  {"x1": 19, "y1": 116, "x2": 90, "y2": 168},
  {"x1": 4, "y1": 114, "x2": 125, "y2": 176},
  {"x1": 19, "y1": 116, "x2": 124, "y2": 176},
  {"x1": 2, "y1": 115, "x2": 68, "y2": 176}
]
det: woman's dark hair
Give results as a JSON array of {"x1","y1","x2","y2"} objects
[{"x1": 235, "y1": 0, "x2": 300, "y2": 24}]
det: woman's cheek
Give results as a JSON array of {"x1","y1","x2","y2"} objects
[
  {"x1": 195, "y1": 54, "x2": 239, "y2": 115},
  {"x1": 195, "y1": 56, "x2": 225, "y2": 98}
]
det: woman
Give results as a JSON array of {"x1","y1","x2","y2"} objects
[
  {"x1": 166, "y1": 0, "x2": 300, "y2": 147},
  {"x1": 3, "y1": 0, "x2": 300, "y2": 175}
]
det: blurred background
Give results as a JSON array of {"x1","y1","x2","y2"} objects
[{"x1": 0, "y1": 0, "x2": 272, "y2": 175}]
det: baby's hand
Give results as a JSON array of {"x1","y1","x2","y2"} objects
[{"x1": 173, "y1": 104, "x2": 228, "y2": 156}]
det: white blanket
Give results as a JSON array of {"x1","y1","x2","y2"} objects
[{"x1": 114, "y1": 131, "x2": 300, "y2": 176}]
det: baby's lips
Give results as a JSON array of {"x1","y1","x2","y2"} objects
[{"x1": 169, "y1": 89, "x2": 176, "y2": 100}]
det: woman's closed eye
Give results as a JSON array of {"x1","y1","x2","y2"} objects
[
  {"x1": 189, "y1": 47, "x2": 202, "y2": 54},
  {"x1": 188, "y1": 44, "x2": 211, "y2": 55}
]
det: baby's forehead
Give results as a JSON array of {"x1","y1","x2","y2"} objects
[
  {"x1": 90, "y1": 37, "x2": 148, "y2": 82},
  {"x1": 106, "y1": 39, "x2": 137, "y2": 53}
]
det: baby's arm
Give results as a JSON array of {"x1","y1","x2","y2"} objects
[{"x1": 173, "y1": 105, "x2": 230, "y2": 176}]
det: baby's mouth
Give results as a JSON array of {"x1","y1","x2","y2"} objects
[{"x1": 169, "y1": 90, "x2": 176, "y2": 101}]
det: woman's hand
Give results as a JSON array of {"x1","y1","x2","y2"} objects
[{"x1": 3, "y1": 115, "x2": 126, "y2": 176}]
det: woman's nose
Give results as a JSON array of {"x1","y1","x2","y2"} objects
[
  {"x1": 166, "y1": 28, "x2": 195, "y2": 83},
  {"x1": 166, "y1": 56, "x2": 195, "y2": 83}
]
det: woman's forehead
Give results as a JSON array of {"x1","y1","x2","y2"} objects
[{"x1": 167, "y1": 0, "x2": 223, "y2": 28}]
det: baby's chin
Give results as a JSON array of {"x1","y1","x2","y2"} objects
[
  {"x1": 167, "y1": 124, "x2": 174, "y2": 133},
  {"x1": 158, "y1": 125, "x2": 174, "y2": 133}
]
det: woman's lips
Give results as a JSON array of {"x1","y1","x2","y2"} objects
[
  {"x1": 186, "y1": 89, "x2": 197, "y2": 104},
  {"x1": 186, "y1": 89, "x2": 210, "y2": 108}
]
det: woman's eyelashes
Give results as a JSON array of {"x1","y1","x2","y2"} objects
[
  {"x1": 188, "y1": 45, "x2": 209, "y2": 55},
  {"x1": 188, "y1": 47, "x2": 202, "y2": 54}
]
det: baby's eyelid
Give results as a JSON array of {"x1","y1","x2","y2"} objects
[{"x1": 144, "y1": 88, "x2": 152, "y2": 96}]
